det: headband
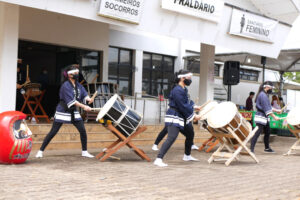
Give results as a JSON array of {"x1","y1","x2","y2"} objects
[
  {"x1": 67, "y1": 69, "x2": 79, "y2": 74},
  {"x1": 178, "y1": 73, "x2": 193, "y2": 78},
  {"x1": 263, "y1": 84, "x2": 274, "y2": 89}
]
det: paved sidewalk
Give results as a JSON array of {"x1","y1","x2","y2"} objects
[{"x1": 1, "y1": 136, "x2": 300, "y2": 200}]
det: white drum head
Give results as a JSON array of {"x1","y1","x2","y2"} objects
[
  {"x1": 96, "y1": 94, "x2": 118, "y2": 121},
  {"x1": 199, "y1": 101, "x2": 218, "y2": 120},
  {"x1": 207, "y1": 102, "x2": 237, "y2": 128},
  {"x1": 287, "y1": 107, "x2": 300, "y2": 126}
]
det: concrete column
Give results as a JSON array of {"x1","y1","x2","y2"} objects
[
  {"x1": 174, "y1": 39, "x2": 185, "y2": 72},
  {"x1": 133, "y1": 49, "x2": 143, "y2": 97},
  {"x1": 198, "y1": 43, "x2": 215, "y2": 104},
  {"x1": 0, "y1": 3, "x2": 19, "y2": 112},
  {"x1": 101, "y1": 46, "x2": 109, "y2": 82}
]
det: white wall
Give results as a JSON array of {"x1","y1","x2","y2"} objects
[
  {"x1": 0, "y1": 3, "x2": 19, "y2": 112},
  {"x1": 0, "y1": 0, "x2": 292, "y2": 58},
  {"x1": 19, "y1": 6, "x2": 110, "y2": 80}
]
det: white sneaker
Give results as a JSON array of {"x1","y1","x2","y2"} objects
[
  {"x1": 191, "y1": 144, "x2": 199, "y2": 150},
  {"x1": 152, "y1": 144, "x2": 159, "y2": 151},
  {"x1": 153, "y1": 158, "x2": 168, "y2": 167},
  {"x1": 82, "y1": 151, "x2": 94, "y2": 158},
  {"x1": 35, "y1": 150, "x2": 43, "y2": 158},
  {"x1": 183, "y1": 154, "x2": 198, "y2": 161}
]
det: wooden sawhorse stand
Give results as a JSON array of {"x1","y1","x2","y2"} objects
[
  {"x1": 21, "y1": 90, "x2": 50, "y2": 123},
  {"x1": 285, "y1": 124, "x2": 300, "y2": 155},
  {"x1": 207, "y1": 126, "x2": 259, "y2": 166},
  {"x1": 199, "y1": 136, "x2": 219, "y2": 153},
  {"x1": 96, "y1": 124, "x2": 151, "y2": 162}
]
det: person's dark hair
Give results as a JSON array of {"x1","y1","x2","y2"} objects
[
  {"x1": 255, "y1": 81, "x2": 273, "y2": 102},
  {"x1": 249, "y1": 91, "x2": 255, "y2": 96},
  {"x1": 63, "y1": 65, "x2": 78, "y2": 81},
  {"x1": 279, "y1": 97, "x2": 283, "y2": 101},
  {"x1": 173, "y1": 69, "x2": 191, "y2": 88}
]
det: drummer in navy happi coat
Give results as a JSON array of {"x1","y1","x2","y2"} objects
[
  {"x1": 154, "y1": 70, "x2": 202, "y2": 167},
  {"x1": 35, "y1": 65, "x2": 94, "y2": 158},
  {"x1": 250, "y1": 81, "x2": 281, "y2": 153}
]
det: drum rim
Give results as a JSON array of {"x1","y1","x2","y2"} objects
[
  {"x1": 199, "y1": 101, "x2": 218, "y2": 120},
  {"x1": 96, "y1": 94, "x2": 119, "y2": 121},
  {"x1": 207, "y1": 102, "x2": 237, "y2": 128}
]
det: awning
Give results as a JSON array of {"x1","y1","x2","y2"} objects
[
  {"x1": 273, "y1": 81, "x2": 300, "y2": 90},
  {"x1": 250, "y1": 0, "x2": 300, "y2": 24},
  {"x1": 214, "y1": 49, "x2": 300, "y2": 72}
]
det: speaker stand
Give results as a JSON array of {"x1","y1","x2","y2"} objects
[{"x1": 227, "y1": 85, "x2": 231, "y2": 101}]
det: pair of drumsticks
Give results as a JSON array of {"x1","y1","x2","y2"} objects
[{"x1": 88, "y1": 91, "x2": 102, "y2": 112}]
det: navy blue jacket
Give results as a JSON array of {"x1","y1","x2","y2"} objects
[
  {"x1": 254, "y1": 91, "x2": 272, "y2": 125},
  {"x1": 165, "y1": 85, "x2": 195, "y2": 129}
]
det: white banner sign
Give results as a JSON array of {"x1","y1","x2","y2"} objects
[
  {"x1": 161, "y1": 0, "x2": 224, "y2": 23},
  {"x1": 98, "y1": 0, "x2": 144, "y2": 24},
  {"x1": 229, "y1": 9, "x2": 279, "y2": 43}
]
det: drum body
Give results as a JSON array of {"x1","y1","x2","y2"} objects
[
  {"x1": 0, "y1": 111, "x2": 32, "y2": 164},
  {"x1": 96, "y1": 94, "x2": 142, "y2": 137},
  {"x1": 24, "y1": 83, "x2": 42, "y2": 97},
  {"x1": 207, "y1": 102, "x2": 251, "y2": 141}
]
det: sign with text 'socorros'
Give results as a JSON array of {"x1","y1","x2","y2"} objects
[
  {"x1": 229, "y1": 9, "x2": 279, "y2": 43},
  {"x1": 98, "y1": 0, "x2": 144, "y2": 24},
  {"x1": 161, "y1": 0, "x2": 224, "y2": 23}
]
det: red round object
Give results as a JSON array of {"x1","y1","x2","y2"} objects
[{"x1": 0, "y1": 111, "x2": 32, "y2": 164}]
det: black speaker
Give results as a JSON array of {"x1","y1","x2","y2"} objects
[
  {"x1": 223, "y1": 61, "x2": 240, "y2": 85},
  {"x1": 261, "y1": 56, "x2": 266, "y2": 65}
]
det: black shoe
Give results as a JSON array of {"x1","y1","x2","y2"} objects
[{"x1": 264, "y1": 148, "x2": 275, "y2": 153}]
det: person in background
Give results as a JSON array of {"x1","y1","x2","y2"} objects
[
  {"x1": 271, "y1": 95, "x2": 281, "y2": 110},
  {"x1": 245, "y1": 91, "x2": 255, "y2": 111},
  {"x1": 16, "y1": 59, "x2": 26, "y2": 111},
  {"x1": 279, "y1": 97, "x2": 285, "y2": 109},
  {"x1": 35, "y1": 65, "x2": 94, "y2": 158},
  {"x1": 251, "y1": 81, "x2": 281, "y2": 153},
  {"x1": 37, "y1": 68, "x2": 49, "y2": 91}
]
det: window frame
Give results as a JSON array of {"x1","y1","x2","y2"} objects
[
  {"x1": 142, "y1": 52, "x2": 175, "y2": 98},
  {"x1": 108, "y1": 46, "x2": 133, "y2": 95}
]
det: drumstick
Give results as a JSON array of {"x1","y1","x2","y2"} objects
[
  {"x1": 91, "y1": 107, "x2": 101, "y2": 111},
  {"x1": 198, "y1": 99, "x2": 212, "y2": 110},
  {"x1": 88, "y1": 91, "x2": 98, "y2": 104},
  {"x1": 280, "y1": 103, "x2": 289, "y2": 112},
  {"x1": 26, "y1": 65, "x2": 30, "y2": 82},
  {"x1": 91, "y1": 74, "x2": 99, "y2": 84}
]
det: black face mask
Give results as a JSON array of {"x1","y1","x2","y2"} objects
[
  {"x1": 72, "y1": 74, "x2": 79, "y2": 80},
  {"x1": 267, "y1": 89, "x2": 272, "y2": 94},
  {"x1": 184, "y1": 79, "x2": 192, "y2": 86}
]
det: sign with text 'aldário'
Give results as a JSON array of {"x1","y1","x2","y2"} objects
[
  {"x1": 229, "y1": 9, "x2": 279, "y2": 43},
  {"x1": 161, "y1": 0, "x2": 224, "y2": 23},
  {"x1": 98, "y1": 0, "x2": 144, "y2": 24}
]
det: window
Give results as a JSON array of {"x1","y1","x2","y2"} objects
[
  {"x1": 81, "y1": 51, "x2": 100, "y2": 83},
  {"x1": 186, "y1": 60, "x2": 221, "y2": 76},
  {"x1": 108, "y1": 47, "x2": 133, "y2": 95},
  {"x1": 142, "y1": 53, "x2": 175, "y2": 97},
  {"x1": 239, "y1": 68, "x2": 259, "y2": 81}
]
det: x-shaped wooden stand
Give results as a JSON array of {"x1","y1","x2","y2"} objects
[
  {"x1": 207, "y1": 126, "x2": 259, "y2": 166},
  {"x1": 96, "y1": 124, "x2": 151, "y2": 162},
  {"x1": 285, "y1": 124, "x2": 300, "y2": 155},
  {"x1": 21, "y1": 90, "x2": 50, "y2": 123}
]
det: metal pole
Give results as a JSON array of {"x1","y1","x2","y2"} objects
[
  {"x1": 262, "y1": 63, "x2": 265, "y2": 83},
  {"x1": 227, "y1": 85, "x2": 231, "y2": 101},
  {"x1": 279, "y1": 71, "x2": 284, "y2": 97}
]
